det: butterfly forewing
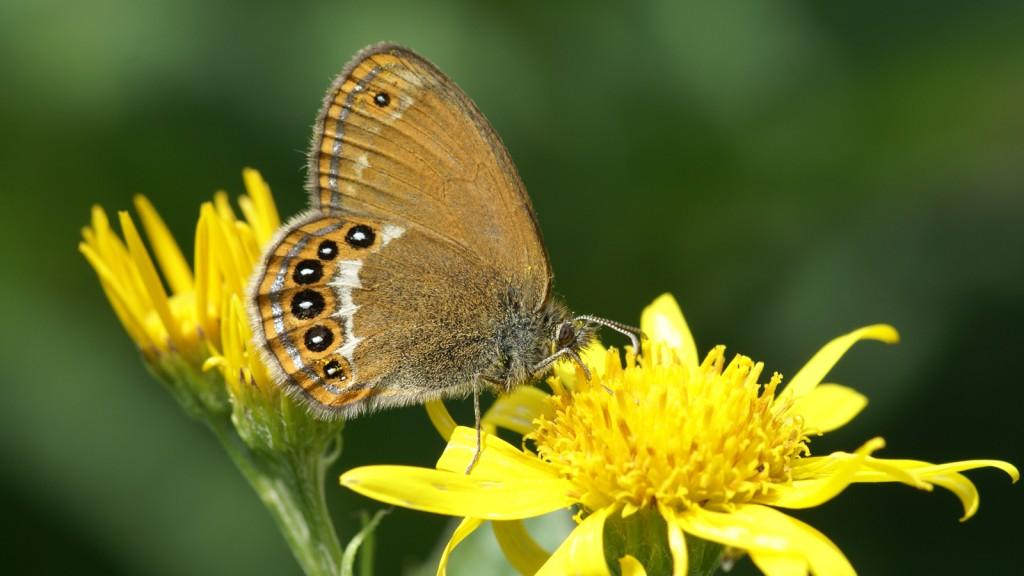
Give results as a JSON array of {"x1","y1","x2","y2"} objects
[{"x1": 308, "y1": 44, "x2": 551, "y2": 310}]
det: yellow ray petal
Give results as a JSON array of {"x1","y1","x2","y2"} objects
[
  {"x1": 133, "y1": 195, "x2": 194, "y2": 294},
  {"x1": 242, "y1": 167, "x2": 281, "y2": 244},
  {"x1": 205, "y1": 200, "x2": 246, "y2": 298},
  {"x1": 492, "y1": 520, "x2": 550, "y2": 575},
  {"x1": 193, "y1": 206, "x2": 217, "y2": 343},
  {"x1": 790, "y1": 384, "x2": 867, "y2": 434},
  {"x1": 425, "y1": 400, "x2": 457, "y2": 441},
  {"x1": 640, "y1": 293, "x2": 698, "y2": 369},
  {"x1": 483, "y1": 386, "x2": 554, "y2": 436},
  {"x1": 761, "y1": 438, "x2": 884, "y2": 509},
  {"x1": 436, "y1": 427, "x2": 562, "y2": 482},
  {"x1": 781, "y1": 324, "x2": 899, "y2": 401},
  {"x1": 750, "y1": 552, "x2": 808, "y2": 576},
  {"x1": 854, "y1": 457, "x2": 1018, "y2": 521},
  {"x1": 678, "y1": 505, "x2": 854, "y2": 576},
  {"x1": 437, "y1": 517, "x2": 483, "y2": 576},
  {"x1": 119, "y1": 211, "x2": 186, "y2": 350},
  {"x1": 80, "y1": 243, "x2": 154, "y2": 350},
  {"x1": 857, "y1": 458, "x2": 1019, "y2": 484},
  {"x1": 536, "y1": 506, "x2": 614, "y2": 576},
  {"x1": 658, "y1": 505, "x2": 688, "y2": 576},
  {"x1": 618, "y1": 555, "x2": 648, "y2": 576},
  {"x1": 340, "y1": 465, "x2": 572, "y2": 520}
]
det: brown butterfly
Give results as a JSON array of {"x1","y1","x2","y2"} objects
[{"x1": 248, "y1": 43, "x2": 637, "y2": 446}]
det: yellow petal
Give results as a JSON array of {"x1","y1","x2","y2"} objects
[
  {"x1": 790, "y1": 384, "x2": 867, "y2": 434},
  {"x1": 781, "y1": 324, "x2": 899, "y2": 401},
  {"x1": 618, "y1": 555, "x2": 648, "y2": 576},
  {"x1": 658, "y1": 504, "x2": 688, "y2": 576},
  {"x1": 437, "y1": 517, "x2": 483, "y2": 576},
  {"x1": 133, "y1": 195, "x2": 194, "y2": 294},
  {"x1": 857, "y1": 458, "x2": 1019, "y2": 484},
  {"x1": 492, "y1": 520, "x2": 550, "y2": 575},
  {"x1": 854, "y1": 457, "x2": 1018, "y2": 521},
  {"x1": 436, "y1": 427, "x2": 561, "y2": 482},
  {"x1": 205, "y1": 199, "x2": 246, "y2": 297},
  {"x1": 762, "y1": 438, "x2": 885, "y2": 509},
  {"x1": 483, "y1": 386, "x2": 554, "y2": 436},
  {"x1": 677, "y1": 505, "x2": 854, "y2": 576},
  {"x1": 192, "y1": 206, "x2": 218, "y2": 342},
  {"x1": 640, "y1": 293, "x2": 698, "y2": 369},
  {"x1": 80, "y1": 243, "x2": 154, "y2": 350},
  {"x1": 425, "y1": 400, "x2": 457, "y2": 441},
  {"x1": 340, "y1": 465, "x2": 572, "y2": 520},
  {"x1": 536, "y1": 506, "x2": 614, "y2": 576},
  {"x1": 750, "y1": 553, "x2": 808, "y2": 576},
  {"x1": 119, "y1": 211, "x2": 186, "y2": 350},
  {"x1": 242, "y1": 167, "x2": 281, "y2": 244}
]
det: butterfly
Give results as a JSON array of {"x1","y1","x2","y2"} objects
[{"x1": 248, "y1": 43, "x2": 638, "y2": 449}]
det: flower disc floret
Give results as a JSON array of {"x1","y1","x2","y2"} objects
[{"x1": 531, "y1": 343, "x2": 810, "y2": 515}]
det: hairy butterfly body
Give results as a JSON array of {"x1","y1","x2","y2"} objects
[{"x1": 250, "y1": 43, "x2": 636, "y2": 420}]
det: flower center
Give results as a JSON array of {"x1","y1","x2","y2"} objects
[{"x1": 528, "y1": 343, "x2": 809, "y2": 514}]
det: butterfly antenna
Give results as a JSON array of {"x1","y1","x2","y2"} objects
[{"x1": 574, "y1": 315, "x2": 643, "y2": 355}]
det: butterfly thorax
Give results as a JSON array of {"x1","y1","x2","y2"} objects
[{"x1": 480, "y1": 291, "x2": 576, "y2": 393}]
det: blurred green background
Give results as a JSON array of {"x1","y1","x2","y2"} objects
[{"x1": 2, "y1": 0, "x2": 1021, "y2": 574}]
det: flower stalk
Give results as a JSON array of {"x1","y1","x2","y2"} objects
[{"x1": 210, "y1": 415, "x2": 344, "y2": 576}]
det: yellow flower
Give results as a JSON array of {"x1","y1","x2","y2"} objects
[
  {"x1": 79, "y1": 168, "x2": 282, "y2": 415},
  {"x1": 341, "y1": 294, "x2": 1018, "y2": 575},
  {"x1": 81, "y1": 169, "x2": 346, "y2": 574}
]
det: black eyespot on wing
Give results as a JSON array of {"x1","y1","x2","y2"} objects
[
  {"x1": 291, "y1": 289, "x2": 325, "y2": 320},
  {"x1": 345, "y1": 225, "x2": 375, "y2": 248},
  {"x1": 318, "y1": 240, "x2": 338, "y2": 261},
  {"x1": 373, "y1": 92, "x2": 390, "y2": 107},
  {"x1": 324, "y1": 359, "x2": 348, "y2": 381},
  {"x1": 293, "y1": 259, "x2": 324, "y2": 285},
  {"x1": 303, "y1": 325, "x2": 334, "y2": 352}
]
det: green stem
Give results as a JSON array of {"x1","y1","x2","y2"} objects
[{"x1": 210, "y1": 418, "x2": 344, "y2": 576}]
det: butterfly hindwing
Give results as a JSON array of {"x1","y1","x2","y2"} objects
[{"x1": 250, "y1": 213, "x2": 400, "y2": 416}]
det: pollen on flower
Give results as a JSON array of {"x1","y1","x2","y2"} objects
[{"x1": 528, "y1": 342, "x2": 810, "y2": 515}]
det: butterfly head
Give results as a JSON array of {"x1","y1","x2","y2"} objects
[{"x1": 532, "y1": 311, "x2": 642, "y2": 383}]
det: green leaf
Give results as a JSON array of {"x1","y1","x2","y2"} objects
[{"x1": 341, "y1": 509, "x2": 390, "y2": 576}]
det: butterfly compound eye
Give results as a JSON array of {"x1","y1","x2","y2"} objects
[{"x1": 556, "y1": 321, "x2": 577, "y2": 350}]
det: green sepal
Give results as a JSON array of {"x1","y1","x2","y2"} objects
[{"x1": 603, "y1": 507, "x2": 723, "y2": 575}]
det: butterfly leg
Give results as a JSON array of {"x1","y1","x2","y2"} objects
[
  {"x1": 531, "y1": 347, "x2": 591, "y2": 381},
  {"x1": 466, "y1": 385, "x2": 483, "y2": 474},
  {"x1": 465, "y1": 374, "x2": 504, "y2": 474}
]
